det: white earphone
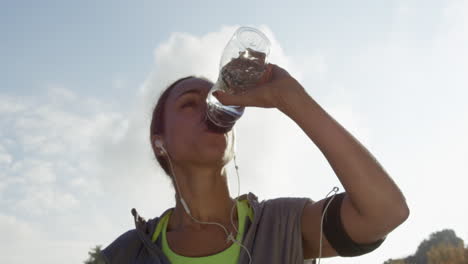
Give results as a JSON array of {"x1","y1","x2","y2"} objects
[{"x1": 154, "y1": 139, "x2": 166, "y2": 155}]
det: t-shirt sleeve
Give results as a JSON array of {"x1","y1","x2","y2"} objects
[
  {"x1": 257, "y1": 197, "x2": 312, "y2": 263},
  {"x1": 101, "y1": 229, "x2": 143, "y2": 263}
]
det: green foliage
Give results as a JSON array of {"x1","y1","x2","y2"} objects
[
  {"x1": 413, "y1": 229, "x2": 464, "y2": 264},
  {"x1": 84, "y1": 245, "x2": 105, "y2": 264},
  {"x1": 427, "y1": 243, "x2": 467, "y2": 264},
  {"x1": 384, "y1": 229, "x2": 467, "y2": 264}
]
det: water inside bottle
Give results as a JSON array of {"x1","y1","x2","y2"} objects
[
  {"x1": 221, "y1": 48, "x2": 267, "y2": 94},
  {"x1": 205, "y1": 48, "x2": 267, "y2": 131}
]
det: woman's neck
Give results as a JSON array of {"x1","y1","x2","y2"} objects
[{"x1": 168, "y1": 164, "x2": 238, "y2": 232}]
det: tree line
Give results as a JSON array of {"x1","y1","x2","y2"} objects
[{"x1": 385, "y1": 229, "x2": 468, "y2": 264}]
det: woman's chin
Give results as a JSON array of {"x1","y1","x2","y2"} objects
[{"x1": 196, "y1": 149, "x2": 231, "y2": 166}]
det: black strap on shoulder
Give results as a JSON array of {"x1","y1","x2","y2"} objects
[{"x1": 322, "y1": 192, "x2": 385, "y2": 257}]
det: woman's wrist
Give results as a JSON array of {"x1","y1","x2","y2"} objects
[{"x1": 275, "y1": 83, "x2": 314, "y2": 116}]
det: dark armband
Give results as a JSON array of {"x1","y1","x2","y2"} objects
[{"x1": 322, "y1": 192, "x2": 385, "y2": 257}]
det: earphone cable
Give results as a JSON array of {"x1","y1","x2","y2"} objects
[
  {"x1": 317, "y1": 186, "x2": 339, "y2": 264},
  {"x1": 163, "y1": 127, "x2": 252, "y2": 264}
]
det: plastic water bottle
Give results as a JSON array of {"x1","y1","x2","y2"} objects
[{"x1": 205, "y1": 27, "x2": 271, "y2": 133}]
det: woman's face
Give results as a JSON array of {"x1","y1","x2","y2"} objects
[{"x1": 159, "y1": 78, "x2": 235, "y2": 168}]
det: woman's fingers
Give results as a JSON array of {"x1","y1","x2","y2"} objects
[
  {"x1": 213, "y1": 83, "x2": 275, "y2": 108},
  {"x1": 213, "y1": 89, "x2": 257, "y2": 107},
  {"x1": 212, "y1": 64, "x2": 296, "y2": 108}
]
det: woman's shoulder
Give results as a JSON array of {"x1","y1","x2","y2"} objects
[
  {"x1": 101, "y1": 229, "x2": 142, "y2": 263},
  {"x1": 261, "y1": 196, "x2": 312, "y2": 211},
  {"x1": 244, "y1": 192, "x2": 312, "y2": 214},
  {"x1": 101, "y1": 209, "x2": 164, "y2": 263},
  {"x1": 248, "y1": 194, "x2": 313, "y2": 225}
]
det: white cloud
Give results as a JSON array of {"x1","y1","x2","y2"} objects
[
  {"x1": 0, "y1": 213, "x2": 97, "y2": 263},
  {"x1": 46, "y1": 85, "x2": 78, "y2": 103},
  {"x1": 23, "y1": 160, "x2": 56, "y2": 184},
  {"x1": 16, "y1": 187, "x2": 80, "y2": 214},
  {"x1": 0, "y1": 95, "x2": 27, "y2": 114},
  {"x1": 0, "y1": 85, "x2": 127, "y2": 262},
  {"x1": 0, "y1": 144, "x2": 13, "y2": 165}
]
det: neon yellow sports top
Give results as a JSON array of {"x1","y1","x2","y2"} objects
[{"x1": 151, "y1": 199, "x2": 254, "y2": 264}]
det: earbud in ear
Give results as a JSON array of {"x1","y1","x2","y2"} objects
[{"x1": 154, "y1": 140, "x2": 166, "y2": 155}]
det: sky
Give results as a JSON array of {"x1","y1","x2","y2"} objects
[{"x1": 1, "y1": 0, "x2": 467, "y2": 263}]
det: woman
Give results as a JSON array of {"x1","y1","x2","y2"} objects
[{"x1": 101, "y1": 64, "x2": 409, "y2": 264}]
